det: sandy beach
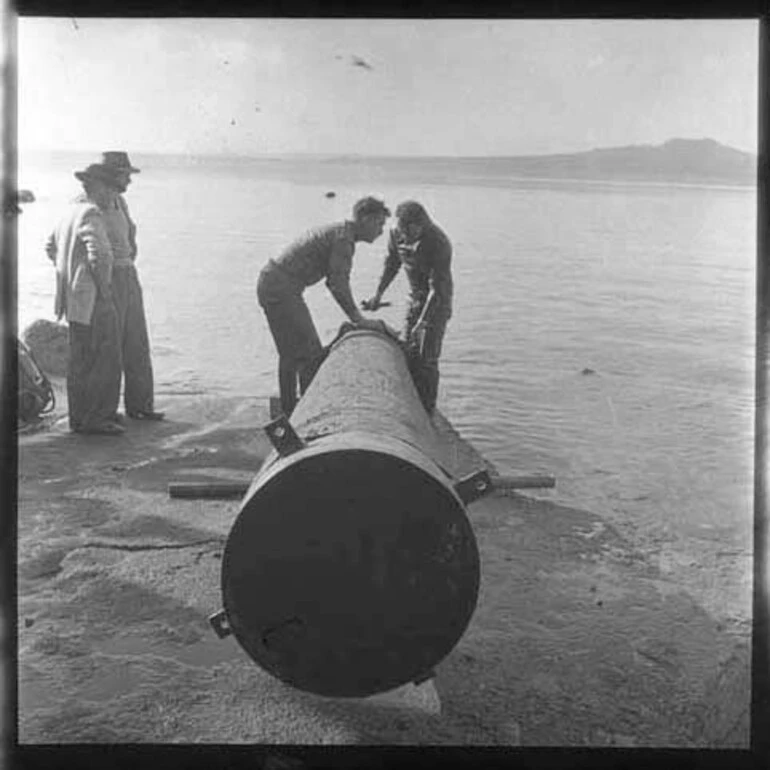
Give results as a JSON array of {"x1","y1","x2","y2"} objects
[{"x1": 16, "y1": 375, "x2": 750, "y2": 747}]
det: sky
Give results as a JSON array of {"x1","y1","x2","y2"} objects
[{"x1": 17, "y1": 17, "x2": 759, "y2": 158}]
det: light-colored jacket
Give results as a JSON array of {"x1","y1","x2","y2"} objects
[{"x1": 45, "y1": 200, "x2": 114, "y2": 325}]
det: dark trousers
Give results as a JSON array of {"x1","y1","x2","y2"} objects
[
  {"x1": 257, "y1": 267, "x2": 324, "y2": 417},
  {"x1": 405, "y1": 314, "x2": 449, "y2": 415},
  {"x1": 67, "y1": 296, "x2": 122, "y2": 431},
  {"x1": 113, "y1": 265, "x2": 155, "y2": 414}
]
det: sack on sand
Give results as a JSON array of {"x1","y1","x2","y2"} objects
[{"x1": 17, "y1": 338, "x2": 55, "y2": 423}]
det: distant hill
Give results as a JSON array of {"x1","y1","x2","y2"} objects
[
  {"x1": 473, "y1": 138, "x2": 756, "y2": 185},
  {"x1": 23, "y1": 139, "x2": 756, "y2": 187},
  {"x1": 312, "y1": 138, "x2": 756, "y2": 187}
]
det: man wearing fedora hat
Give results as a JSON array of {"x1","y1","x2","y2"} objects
[
  {"x1": 98, "y1": 150, "x2": 164, "y2": 421},
  {"x1": 45, "y1": 163, "x2": 124, "y2": 435}
]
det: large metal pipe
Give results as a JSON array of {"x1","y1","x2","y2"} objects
[{"x1": 213, "y1": 327, "x2": 490, "y2": 698}]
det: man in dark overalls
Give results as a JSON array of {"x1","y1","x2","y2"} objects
[
  {"x1": 364, "y1": 201, "x2": 453, "y2": 415},
  {"x1": 257, "y1": 197, "x2": 391, "y2": 417}
]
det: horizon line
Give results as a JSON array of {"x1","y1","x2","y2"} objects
[{"x1": 17, "y1": 137, "x2": 757, "y2": 161}]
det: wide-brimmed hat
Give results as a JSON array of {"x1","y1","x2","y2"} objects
[
  {"x1": 100, "y1": 151, "x2": 140, "y2": 173},
  {"x1": 73, "y1": 163, "x2": 120, "y2": 185}
]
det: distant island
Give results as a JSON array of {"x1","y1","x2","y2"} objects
[
  {"x1": 320, "y1": 138, "x2": 756, "y2": 187},
  {"x1": 475, "y1": 138, "x2": 756, "y2": 186}
]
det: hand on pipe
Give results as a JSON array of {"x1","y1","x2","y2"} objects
[{"x1": 361, "y1": 297, "x2": 391, "y2": 311}]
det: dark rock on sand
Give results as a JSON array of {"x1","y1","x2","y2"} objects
[
  {"x1": 22, "y1": 319, "x2": 69, "y2": 378},
  {"x1": 581, "y1": 367, "x2": 597, "y2": 375},
  {"x1": 325, "y1": 191, "x2": 336, "y2": 198}
]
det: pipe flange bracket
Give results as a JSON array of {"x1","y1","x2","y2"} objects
[
  {"x1": 454, "y1": 469, "x2": 493, "y2": 505},
  {"x1": 209, "y1": 609, "x2": 232, "y2": 639},
  {"x1": 264, "y1": 416, "x2": 305, "y2": 456}
]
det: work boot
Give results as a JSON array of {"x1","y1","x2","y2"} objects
[{"x1": 127, "y1": 410, "x2": 165, "y2": 421}]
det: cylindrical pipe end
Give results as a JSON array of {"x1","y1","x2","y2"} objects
[{"x1": 221, "y1": 444, "x2": 479, "y2": 697}]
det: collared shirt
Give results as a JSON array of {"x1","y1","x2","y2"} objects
[
  {"x1": 271, "y1": 221, "x2": 356, "y2": 295},
  {"x1": 381, "y1": 220, "x2": 453, "y2": 325}
]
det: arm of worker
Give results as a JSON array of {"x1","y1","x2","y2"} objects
[
  {"x1": 327, "y1": 242, "x2": 385, "y2": 331},
  {"x1": 128, "y1": 219, "x2": 138, "y2": 259},
  {"x1": 411, "y1": 245, "x2": 453, "y2": 335},
  {"x1": 45, "y1": 231, "x2": 57, "y2": 264},
  {"x1": 79, "y1": 208, "x2": 115, "y2": 300},
  {"x1": 118, "y1": 195, "x2": 138, "y2": 259},
  {"x1": 362, "y1": 230, "x2": 401, "y2": 310}
]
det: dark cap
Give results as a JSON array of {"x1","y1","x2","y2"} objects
[
  {"x1": 73, "y1": 163, "x2": 120, "y2": 185},
  {"x1": 395, "y1": 200, "x2": 429, "y2": 226},
  {"x1": 100, "y1": 151, "x2": 140, "y2": 173},
  {"x1": 352, "y1": 196, "x2": 391, "y2": 220}
]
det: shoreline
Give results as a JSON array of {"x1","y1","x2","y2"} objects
[{"x1": 16, "y1": 384, "x2": 751, "y2": 746}]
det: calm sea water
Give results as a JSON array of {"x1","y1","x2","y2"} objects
[{"x1": 17, "y1": 151, "x2": 756, "y2": 621}]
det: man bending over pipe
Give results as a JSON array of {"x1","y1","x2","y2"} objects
[
  {"x1": 258, "y1": 196, "x2": 391, "y2": 417},
  {"x1": 363, "y1": 201, "x2": 453, "y2": 415}
]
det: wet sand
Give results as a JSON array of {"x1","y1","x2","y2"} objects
[{"x1": 17, "y1": 380, "x2": 750, "y2": 746}]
